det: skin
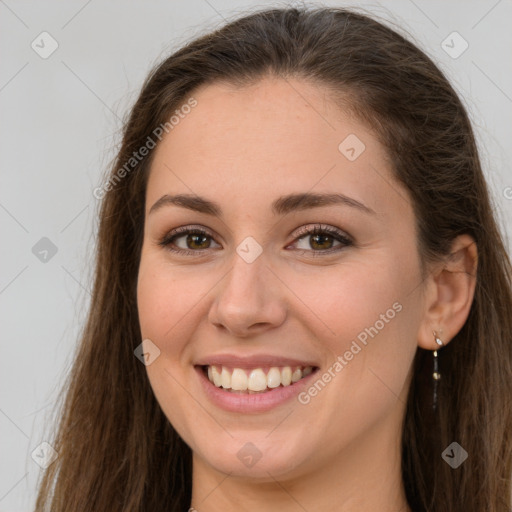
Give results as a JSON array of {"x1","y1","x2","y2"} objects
[{"x1": 136, "y1": 76, "x2": 477, "y2": 512}]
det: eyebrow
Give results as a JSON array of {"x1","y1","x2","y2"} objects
[{"x1": 148, "y1": 192, "x2": 376, "y2": 217}]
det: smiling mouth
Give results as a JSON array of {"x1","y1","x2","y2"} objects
[{"x1": 200, "y1": 364, "x2": 318, "y2": 394}]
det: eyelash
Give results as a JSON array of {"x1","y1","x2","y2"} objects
[{"x1": 158, "y1": 224, "x2": 353, "y2": 257}]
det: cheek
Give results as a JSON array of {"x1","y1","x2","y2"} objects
[
  {"x1": 288, "y1": 256, "x2": 408, "y2": 344},
  {"x1": 136, "y1": 256, "x2": 204, "y2": 436},
  {"x1": 136, "y1": 256, "x2": 202, "y2": 348},
  {"x1": 291, "y1": 255, "x2": 418, "y2": 398}
]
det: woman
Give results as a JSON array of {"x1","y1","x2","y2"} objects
[{"x1": 35, "y1": 6, "x2": 512, "y2": 512}]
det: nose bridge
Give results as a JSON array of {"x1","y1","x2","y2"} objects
[
  {"x1": 221, "y1": 239, "x2": 268, "y2": 306},
  {"x1": 208, "y1": 238, "x2": 287, "y2": 335}
]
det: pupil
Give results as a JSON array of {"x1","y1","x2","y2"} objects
[
  {"x1": 312, "y1": 234, "x2": 332, "y2": 249},
  {"x1": 189, "y1": 234, "x2": 209, "y2": 249}
]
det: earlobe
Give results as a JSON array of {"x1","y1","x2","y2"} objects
[{"x1": 417, "y1": 234, "x2": 478, "y2": 350}]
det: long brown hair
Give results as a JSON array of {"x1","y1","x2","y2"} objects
[{"x1": 35, "y1": 6, "x2": 512, "y2": 511}]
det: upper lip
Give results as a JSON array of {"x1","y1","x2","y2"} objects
[{"x1": 195, "y1": 354, "x2": 319, "y2": 369}]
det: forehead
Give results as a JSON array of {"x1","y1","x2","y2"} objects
[{"x1": 146, "y1": 77, "x2": 407, "y2": 220}]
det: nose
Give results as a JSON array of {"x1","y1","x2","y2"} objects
[{"x1": 207, "y1": 249, "x2": 287, "y2": 338}]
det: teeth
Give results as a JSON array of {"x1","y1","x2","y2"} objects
[
  {"x1": 281, "y1": 367, "x2": 292, "y2": 386},
  {"x1": 221, "y1": 367, "x2": 231, "y2": 389},
  {"x1": 249, "y1": 369, "x2": 267, "y2": 391},
  {"x1": 211, "y1": 366, "x2": 222, "y2": 387},
  {"x1": 206, "y1": 365, "x2": 314, "y2": 392},
  {"x1": 291, "y1": 368, "x2": 302, "y2": 383},
  {"x1": 231, "y1": 368, "x2": 248, "y2": 391},
  {"x1": 266, "y1": 367, "x2": 281, "y2": 388}
]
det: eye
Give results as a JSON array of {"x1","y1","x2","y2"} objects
[
  {"x1": 158, "y1": 226, "x2": 220, "y2": 256},
  {"x1": 158, "y1": 223, "x2": 353, "y2": 257},
  {"x1": 289, "y1": 224, "x2": 353, "y2": 256}
]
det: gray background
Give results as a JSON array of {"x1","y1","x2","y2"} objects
[{"x1": 1, "y1": 0, "x2": 511, "y2": 509}]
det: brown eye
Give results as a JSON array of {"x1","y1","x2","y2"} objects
[
  {"x1": 292, "y1": 224, "x2": 353, "y2": 255},
  {"x1": 159, "y1": 227, "x2": 220, "y2": 255},
  {"x1": 308, "y1": 232, "x2": 336, "y2": 250},
  {"x1": 181, "y1": 232, "x2": 211, "y2": 250}
]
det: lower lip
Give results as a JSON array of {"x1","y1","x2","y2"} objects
[{"x1": 195, "y1": 366, "x2": 318, "y2": 413}]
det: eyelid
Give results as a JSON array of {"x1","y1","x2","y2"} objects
[{"x1": 292, "y1": 223, "x2": 352, "y2": 242}]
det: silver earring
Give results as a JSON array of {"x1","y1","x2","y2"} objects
[{"x1": 432, "y1": 331, "x2": 444, "y2": 411}]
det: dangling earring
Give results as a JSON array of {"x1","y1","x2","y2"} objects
[{"x1": 432, "y1": 330, "x2": 444, "y2": 411}]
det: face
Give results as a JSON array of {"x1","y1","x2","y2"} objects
[{"x1": 137, "y1": 76, "x2": 426, "y2": 480}]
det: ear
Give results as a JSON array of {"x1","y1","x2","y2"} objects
[{"x1": 417, "y1": 234, "x2": 478, "y2": 349}]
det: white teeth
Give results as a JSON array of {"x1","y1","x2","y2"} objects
[
  {"x1": 231, "y1": 368, "x2": 248, "y2": 391},
  {"x1": 266, "y1": 367, "x2": 281, "y2": 388},
  {"x1": 248, "y1": 369, "x2": 267, "y2": 391},
  {"x1": 291, "y1": 368, "x2": 302, "y2": 383},
  {"x1": 205, "y1": 365, "x2": 314, "y2": 392},
  {"x1": 221, "y1": 367, "x2": 231, "y2": 389},
  {"x1": 211, "y1": 366, "x2": 222, "y2": 387},
  {"x1": 281, "y1": 366, "x2": 292, "y2": 386}
]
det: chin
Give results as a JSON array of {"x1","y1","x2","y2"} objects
[{"x1": 193, "y1": 436, "x2": 310, "y2": 480}]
